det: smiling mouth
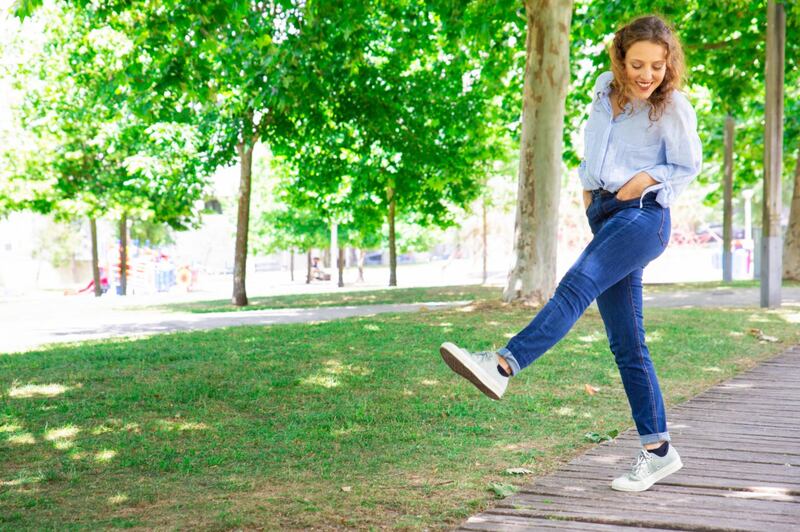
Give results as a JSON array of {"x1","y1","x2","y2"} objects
[{"x1": 636, "y1": 81, "x2": 653, "y2": 90}]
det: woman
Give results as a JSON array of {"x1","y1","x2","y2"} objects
[{"x1": 440, "y1": 15, "x2": 702, "y2": 492}]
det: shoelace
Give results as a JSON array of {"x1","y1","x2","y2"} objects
[
  {"x1": 629, "y1": 449, "x2": 654, "y2": 479},
  {"x1": 471, "y1": 351, "x2": 497, "y2": 363}
]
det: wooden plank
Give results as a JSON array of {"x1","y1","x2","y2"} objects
[
  {"x1": 520, "y1": 482, "x2": 798, "y2": 504},
  {"x1": 557, "y1": 464, "x2": 800, "y2": 488},
  {"x1": 540, "y1": 468, "x2": 800, "y2": 492},
  {"x1": 459, "y1": 344, "x2": 800, "y2": 531},
  {"x1": 481, "y1": 506, "x2": 794, "y2": 531},
  {"x1": 504, "y1": 491, "x2": 799, "y2": 524},
  {"x1": 571, "y1": 454, "x2": 798, "y2": 477},
  {"x1": 460, "y1": 512, "x2": 671, "y2": 531}
]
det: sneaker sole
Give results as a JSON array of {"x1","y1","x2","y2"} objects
[
  {"x1": 439, "y1": 342, "x2": 503, "y2": 400},
  {"x1": 611, "y1": 457, "x2": 683, "y2": 492}
]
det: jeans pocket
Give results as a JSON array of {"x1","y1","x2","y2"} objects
[{"x1": 657, "y1": 208, "x2": 671, "y2": 247}]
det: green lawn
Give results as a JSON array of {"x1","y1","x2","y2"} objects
[
  {"x1": 142, "y1": 280, "x2": 800, "y2": 314},
  {"x1": 2, "y1": 301, "x2": 799, "y2": 529},
  {"x1": 148, "y1": 284, "x2": 503, "y2": 314}
]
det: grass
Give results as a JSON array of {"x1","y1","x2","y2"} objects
[
  {"x1": 2, "y1": 299, "x2": 800, "y2": 529},
  {"x1": 148, "y1": 284, "x2": 503, "y2": 314},
  {"x1": 643, "y1": 278, "x2": 800, "y2": 294},
  {"x1": 142, "y1": 280, "x2": 800, "y2": 314}
]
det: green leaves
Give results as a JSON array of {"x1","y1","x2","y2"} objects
[
  {"x1": 488, "y1": 482, "x2": 519, "y2": 498},
  {"x1": 583, "y1": 429, "x2": 619, "y2": 443}
]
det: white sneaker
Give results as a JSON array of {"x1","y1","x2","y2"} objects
[
  {"x1": 611, "y1": 445, "x2": 683, "y2": 492},
  {"x1": 439, "y1": 342, "x2": 508, "y2": 400}
]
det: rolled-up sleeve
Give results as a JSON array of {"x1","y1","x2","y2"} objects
[{"x1": 643, "y1": 92, "x2": 703, "y2": 207}]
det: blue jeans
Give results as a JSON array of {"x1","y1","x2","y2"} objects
[{"x1": 499, "y1": 189, "x2": 672, "y2": 446}]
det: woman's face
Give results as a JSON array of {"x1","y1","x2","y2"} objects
[{"x1": 624, "y1": 40, "x2": 668, "y2": 100}]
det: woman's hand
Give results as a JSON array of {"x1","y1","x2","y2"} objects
[
  {"x1": 616, "y1": 172, "x2": 658, "y2": 201},
  {"x1": 583, "y1": 190, "x2": 593, "y2": 210}
]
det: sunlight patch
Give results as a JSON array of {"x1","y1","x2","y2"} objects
[
  {"x1": 0, "y1": 423, "x2": 22, "y2": 433},
  {"x1": 92, "y1": 425, "x2": 114, "y2": 436},
  {"x1": 420, "y1": 379, "x2": 439, "y2": 386},
  {"x1": 7, "y1": 433, "x2": 36, "y2": 445},
  {"x1": 438, "y1": 322, "x2": 453, "y2": 327},
  {"x1": 702, "y1": 366, "x2": 722, "y2": 373},
  {"x1": 301, "y1": 359, "x2": 371, "y2": 388},
  {"x1": 645, "y1": 330, "x2": 663, "y2": 343},
  {"x1": 747, "y1": 314, "x2": 770, "y2": 323},
  {"x1": 577, "y1": 331, "x2": 603, "y2": 343},
  {"x1": 108, "y1": 493, "x2": 129, "y2": 505},
  {"x1": 729, "y1": 331, "x2": 744, "y2": 337},
  {"x1": 69, "y1": 451, "x2": 87, "y2": 461},
  {"x1": 555, "y1": 407, "x2": 574, "y2": 416},
  {"x1": 157, "y1": 420, "x2": 208, "y2": 432},
  {"x1": 402, "y1": 389, "x2": 414, "y2": 396},
  {"x1": 503, "y1": 333, "x2": 515, "y2": 338},
  {"x1": 1, "y1": 473, "x2": 43, "y2": 487},
  {"x1": 720, "y1": 382, "x2": 754, "y2": 389},
  {"x1": 301, "y1": 374, "x2": 339, "y2": 388},
  {"x1": 332, "y1": 425, "x2": 364, "y2": 437},
  {"x1": 95, "y1": 449, "x2": 117, "y2": 463},
  {"x1": 9, "y1": 383, "x2": 71, "y2": 398},
  {"x1": 775, "y1": 311, "x2": 800, "y2": 324},
  {"x1": 363, "y1": 324, "x2": 381, "y2": 332},
  {"x1": 725, "y1": 487, "x2": 794, "y2": 502},
  {"x1": 45, "y1": 426, "x2": 80, "y2": 441}
]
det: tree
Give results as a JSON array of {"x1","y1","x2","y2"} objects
[
  {"x1": 271, "y1": 0, "x2": 515, "y2": 287},
  {"x1": 5, "y1": 2, "x2": 211, "y2": 295},
  {"x1": 502, "y1": 0, "x2": 574, "y2": 304}
]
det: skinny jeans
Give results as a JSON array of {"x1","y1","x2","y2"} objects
[{"x1": 499, "y1": 189, "x2": 672, "y2": 445}]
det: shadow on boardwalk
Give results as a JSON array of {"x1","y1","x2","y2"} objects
[{"x1": 461, "y1": 344, "x2": 800, "y2": 532}]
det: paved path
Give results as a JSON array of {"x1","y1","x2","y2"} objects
[
  {"x1": 1, "y1": 301, "x2": 467, "y2": 353},
  {"x1": 461, "y1": 343, "x2": 800, "y2": 531},
  {"x1": 3, "y1": 287, "x2": 799, "y2": 354}
]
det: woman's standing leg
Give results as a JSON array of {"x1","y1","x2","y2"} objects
[{"x1": 596, "y1": 268, "x2": 669, "y2": 445}]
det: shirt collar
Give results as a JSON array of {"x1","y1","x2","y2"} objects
[
  {"x1": 598, "y1": 73, "x2": 648, "y2": 116},
  {"x1": 595, "y1": 71, "x2": 614, "y2": 100}
]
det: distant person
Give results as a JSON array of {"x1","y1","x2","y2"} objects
[
  {"x1": 311, "y1": 256, "x2": 330, "y2": 281},
  {"x1": 440, "y1": 14, "x2": 701, "y2": 492}
]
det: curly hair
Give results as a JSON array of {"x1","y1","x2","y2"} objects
[{"x1": 608, "y1": 15, "x2": 686, "y2": 122}]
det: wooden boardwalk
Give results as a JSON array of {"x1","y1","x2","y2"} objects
[{"x1": 461, "y1": 344, "x2": 800, "y2": 531}]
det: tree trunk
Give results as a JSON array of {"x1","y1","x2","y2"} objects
[
  {"x1": 388, "y1": 184, "x2": 397, "y2": 287},
  {"x1": 338, "y1": 247, "x2": 345, "y2": 288},
  {"x1": 290, "y1": 249, "x2": 294, "y2": 282},
  {"x1": 119, "y1": 212, "x2": 127, "y2": 296},
  {"x1": 503, "y1": 0, "x2": 574, "y2": 304},
  {"x1": 90, "y1": 217, "x2": 102, "y2": 297},
  {"x1": 482, "y1": 198, "x2": 488, "y2": 284},
  {"x1": 760, "y1": 0, "x2": 785, "y2": 307},
  {"x1": 722, "y1": 115, "x2": 734, "y2": 282},
  {"x1": 358, "y1": 249, "x2": 366, "y2": 282},
  {"x1": 783, "y1": 150, "x2": 800, "y2": 280},
  {"x1": 306, "y1": 250, "x2": 312, "y2": 284},
  {"x1": 232, "y1": 132, "x2": 254, "y2": 307}
]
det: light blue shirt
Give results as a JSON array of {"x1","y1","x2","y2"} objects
[{"x1": 578, "y1": 71, "x2": 703, "y2": 208}]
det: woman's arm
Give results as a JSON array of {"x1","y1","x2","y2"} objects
[{"x1": 583, "y1": 189, "x2": 593, "y2": 210}]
